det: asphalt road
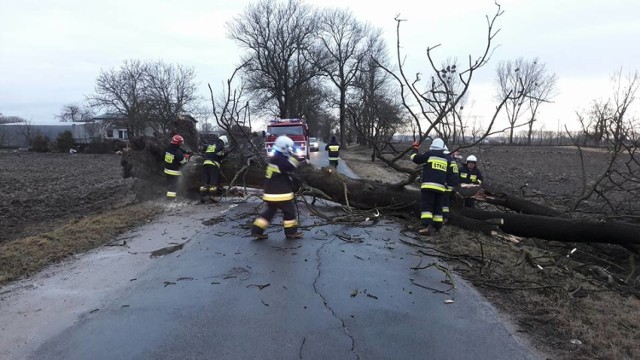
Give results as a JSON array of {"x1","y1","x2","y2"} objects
[
  {"x1": 0, "y1": 199, "x2": 541, "y2": 360},
  {"x1": 309, "y1": 142, "x2": 359, "y2": 178}
]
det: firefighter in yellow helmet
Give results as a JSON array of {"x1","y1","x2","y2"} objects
[{"x1": 251, "y1": 136, "x2": 304, "y2": 240}]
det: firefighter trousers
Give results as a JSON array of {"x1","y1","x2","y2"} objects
[
  {"x1": 251, "y1": 200, "x2": 299, "y2": 236},
  {"x1": 200, "y1": 164, "x2": 220, "y2": 196},
  {"x1": 165, "y1": 173, "x2": 180, "y2": 199},
  {"x1": 420, "y1": 190, "x2": 444, "y2": 229}
]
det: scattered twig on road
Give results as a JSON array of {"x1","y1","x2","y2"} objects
[
  {"x1": 409, "y1": 278, "x2": 451, "y2": 295},
  {"x1": 247, "y1": 283, "x2": 271, "y2": 290}
]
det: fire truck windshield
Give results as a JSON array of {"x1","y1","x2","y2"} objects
[{"x1": 268, "y1": 125, "x2": 304, "y2": 136}]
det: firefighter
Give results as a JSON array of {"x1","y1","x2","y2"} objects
[
  {"x1": 459, "y1": 154, "x2": 483, "y2": 207},
  {"x1": 164, "y1": 134, "x2": 190, "y2": 200},
  {"x1": 325, "y1": 136, "x2": 340, "y2": 168},
  {"x1": 410, "y1": 138, "x2": 455, "y2": 235},
  {"x1": 199, "y1": 135, "x2": 225, "y2": 203},
  {"x1": 251, "y1": 135, "x2": 304, "y2": 240},
  {"x1": 441, "y1": 145, "x2": 460, "y2": 223}
]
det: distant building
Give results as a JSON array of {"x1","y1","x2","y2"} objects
[{"x1": 0, "y1": 113, "x2": 199, "y2": 148}]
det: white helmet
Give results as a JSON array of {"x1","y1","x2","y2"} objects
[
  {"x1": 443, "y1": 145, "x2": 450, "y2": 155},
  {"x1": 466, "y1": 155, "x2": 477, "y2": 163},
  {"x1": 274, "y1": 135, "x2": 294, "y2": 155},
  {"x1": 430, "y1": 138, "x2": 445, "y2": 150}
]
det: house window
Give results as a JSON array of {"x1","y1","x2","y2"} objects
[
  {"x1": 118, "y1": 130, "x2": 128, "y2": 140},
  {"x1": 107, "y1": 130, "x2": 114, "y2": 138}
]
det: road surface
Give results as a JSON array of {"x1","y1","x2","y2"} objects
[
  {"x1": 0, "y1": 199, "x2": 541, "y2": 360},
  {"x1": 309, "y1": 142, "x2": 359, "y2": 179}
]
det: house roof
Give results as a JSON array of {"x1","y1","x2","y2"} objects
[{"x1": 92, "y1": 112, "x2": 125, "y2": 121}]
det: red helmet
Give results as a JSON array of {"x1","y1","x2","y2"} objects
[{"x1": 171, "y1": 134, "x2": 184, "y2": 145}]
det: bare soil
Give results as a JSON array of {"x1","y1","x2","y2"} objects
[
  {"x1": 0, "y1": 152, "x2": 136, "y2": 244},
  {"x1": 0, "y1": 151, "x2": 163, "y2": 284},
  {"x1": 343, "y1": 145, "x2": 640, "y2": 360}
]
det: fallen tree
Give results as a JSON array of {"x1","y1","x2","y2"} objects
[{"x1": 120, "y1": 136, "x2": 640, "y2": 253}]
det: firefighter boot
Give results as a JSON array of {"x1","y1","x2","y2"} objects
[
  {"x1": 199, "y1": 186, "x2": 208, "y2": 203},
  {"x1": 418, "y1": 226, "x2": 434, "y2": 236},
  {"x1": 208, "y1": 186, "x2": 218, "y2": 203},
  {"x1": 286, "y1": 231, "x2": 304, "y2": 239}
]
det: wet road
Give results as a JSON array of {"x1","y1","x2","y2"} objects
[
  {"x1": 0, "y1": 200, "x2": 541, "y2": 360},
  {"x1": 309, "y1": 142, "x2": 359, "y2": 179}
]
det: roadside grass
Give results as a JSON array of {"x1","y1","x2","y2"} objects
[
  {"x1": 432, "y1": 226, "x2": 640, "y2": 359},
  {"x1": 0, "y1": 203, "x2": 162, "y2": 285}
]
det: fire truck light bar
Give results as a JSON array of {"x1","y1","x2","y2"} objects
[{"x1": 269, "y1": 118, "x2": 304, "y2": 123}]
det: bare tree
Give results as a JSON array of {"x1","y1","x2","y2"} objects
[
  {"x1": 208, "y1": 64, "x2": 250, "y2": 148},
  {"x1": 369, "y1": 3, "x2": 507, "y2": 179},
  {"x1": 88, "y1": 60, "x2": 150, "y2": 137},
  {"x1": 0, "y1": 115, "x2": 26, "y2": 125},
  {"x1": 56, "y1": 104, "x2": 94, "y2": 123},
  {"x1": 431, "y1": 59, "x2": 468, "y2": 144},
  {"x1": 144, "y1": 61, "x2": 198, "y2": 134},
  {"x1": 348, "y1": 30, "x2": 404, "y2": 156},
  {"x1": 87, "y1": 60, "x2": 198, "y2": 137},
  {"x1": 571, "y1": 70, "x2": 640, "y2": 216},
  {"x1": 315, "y1": 8, "x2": 368, "y2": 147},
  {"x1": 495, "y1": 57, "x2": 556, "y2": 144},
  {"x1": 227, "y1": 0, "x2": 320, "y2": 118},
  {"x1": 526, "y1": 62, "x2": 557, "y2": 144},
  {"x1": 16, "y1": 118, "x2": 36, "y2": 147}
]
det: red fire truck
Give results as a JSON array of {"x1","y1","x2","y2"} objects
[{"x1": 265, "y1": 118, "x2": 310, "y2": 161}]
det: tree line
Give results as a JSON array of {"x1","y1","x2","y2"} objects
[{"x1": 34, "y1": 0, "x2": 638, "y2": 157}]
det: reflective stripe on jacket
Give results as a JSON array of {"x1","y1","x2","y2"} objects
[
  {"x1": 325, "y1": 143, "x2": 340, "y2": 161},
  {"x1": 460, "y1": 165, "x2": 483, "y2": 184},
  {"x1": 164, "y1": 143, "x2": 186, "y2": 175},
  {"x1": 410, "y1": 149, "x2": 453, "y2": 193},
  {"x1": 263, "y1": 152, "x2": 299, "y2": 202},
  {"x1": 202, "y1": 141, "x2": 225, "y2": 167}
]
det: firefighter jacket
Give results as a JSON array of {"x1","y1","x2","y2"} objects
[
  {"x1": 459, "y1": 165, "x2": 483, "y2": 184},
  {"x1": 410, "y1": 149, "x2": 455, "y2": 192},
  {"x1": 325, "y1": 142, "x2": 340, "y2": 161},
  {"x1": 202, "y1": 140, "x2": 225, "y2": 167},
  {"x1": 164, "y1": 143, "x2": 187, "y2": 176},
  {"x1": 262, "y1": 151, "x2": 300, "y2": 202},
  {"x1": 445, "y1": 154, "x2": 460, "y2": 191}
]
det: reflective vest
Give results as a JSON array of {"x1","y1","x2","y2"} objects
[
  {"x1": 203, "y1": 142, "x2": 224, "y2": 167},
  {"x1": 263, "y1": 152, "x2": 299, "y2": 202},
  {"x1": 326, "y1": 143, "x2": 340, "y2": 161},
  {"x1": 164, "y1": 144, "x2": 186, "y2": 176}
]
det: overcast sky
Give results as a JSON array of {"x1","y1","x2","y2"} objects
[{"x1": 1, "y1": 0, "x2": 639, "y2": 131}]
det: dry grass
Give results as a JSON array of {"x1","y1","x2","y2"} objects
[
  {"x1": 344, "y1": 145, "x2": 640, "y2": 359},
  {"x1": 0, "y1": 203, "x2": 161, "y2": 284}
]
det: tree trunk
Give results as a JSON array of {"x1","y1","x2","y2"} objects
[
  {"x1": 121, "y1": 136, "x2": 640, "y2": 249},
  {"x1": 460, "y1": 208, "x2": 640, "y2": 250}
]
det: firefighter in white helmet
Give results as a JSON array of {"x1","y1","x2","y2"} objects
[
  {"x1": 251, "y1": 135, "x2": 304, "y2": 240},
  {"x1": 459, "y1": 154, "x2": 483, "y2": 207},
  {"x1": 410, "y1": 138, "x2": 457, "y2": 235}
]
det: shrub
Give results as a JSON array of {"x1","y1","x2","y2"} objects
[
  {"x1": 31, "y1": 134, "x2": 50, "y2": 152},
  {"x1": 56, "y1": 130, "x2": 75, "y2": 152}
]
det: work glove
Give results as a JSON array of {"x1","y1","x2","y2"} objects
[{"x1": 412, "y1": 141, "x2": 420, "y2": 150}]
